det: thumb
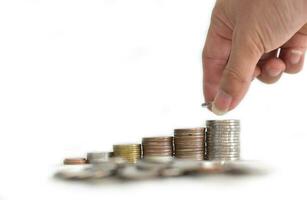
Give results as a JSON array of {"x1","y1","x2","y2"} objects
[{"x1": 212, "y1": 33, "x2": 263, "y2": 115}]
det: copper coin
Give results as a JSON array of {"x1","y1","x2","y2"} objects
[
  {"x1": 174, "y1": 127, "x2": 205, "y2": 134},
  {"x1": 63, "y1": 158, "x2": 87, "y2": 165}
]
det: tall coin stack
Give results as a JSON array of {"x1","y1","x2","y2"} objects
[
  {"x1": 113, "y1": 144, "x2": 142, "y2": 164},
  {"x1": 142, "y1": 137, "x2": 174, "y2": 158},
  {"x1": 206, "y1": 120, "x2": 240, "y2": 161},
  {"x1": 174, "y1": 128, "x2": 205, "y2": 160}
]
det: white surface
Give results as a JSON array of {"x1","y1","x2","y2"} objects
[{"x1": 0, "y1": 0, "x2": 306, "y2": 199}]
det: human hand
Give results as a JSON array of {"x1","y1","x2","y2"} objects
[{"x1": 203, "y1": 0, "x2": 307, "y2": 115}]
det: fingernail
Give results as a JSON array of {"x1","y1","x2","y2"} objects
[
  {"x1": 266, "y1": 67, "x2": 282, "y2": 77},
  {"x1": 289, "y1": 50, "x2": 303, "y2": 64},
  {"x1": 212, "y1": 90, "x2": 232, "y2": 115}
]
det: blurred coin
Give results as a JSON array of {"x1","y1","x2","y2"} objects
[
  {"x1": 87, "y1": 152, "x2": 112, "y2": 164},
  {"x1": 117, "y1": 166, "x2": 159, "y2": 180},
  {"x1": 113, "y1": 144, "x2": 142, "y2": 164},
  {"x1": 63, "y1": 158, "x2": 87, "y2": 165}
]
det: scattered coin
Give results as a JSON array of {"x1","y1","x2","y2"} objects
[
  {"x1": 117, "y1": 165, "x2": 160, "y2": 180},
  {"x1": 55, "y1": 165, "x2": 93, "y2": 180}
]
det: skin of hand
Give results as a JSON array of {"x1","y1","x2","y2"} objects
[{"x1": 202, "y1": 0, "x2": 307, "y2": 115}]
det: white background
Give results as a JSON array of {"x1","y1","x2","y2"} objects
[{"x1": 0, "y1": 0, "x2": 306, "y2": 199}]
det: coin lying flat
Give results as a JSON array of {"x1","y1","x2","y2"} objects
[{"x1": 63, "y1": 158, "x2": 87, "y2": 165}]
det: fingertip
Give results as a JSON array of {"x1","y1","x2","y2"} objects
[
  {"x1": 280, "y1": 48, "x2": 305, "y2": 74},
  {"x1": 211, "y1": 89, "x2": 232, "y2": 115}
]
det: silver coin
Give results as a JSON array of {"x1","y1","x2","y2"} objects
[
  {"x1": 208, "y1": 146, "x2": 239, "y2": 149},
  {"x1": 208, "y1": 149, "x2": 240, "y2": 153},
  {"x1": 160, "y1": 167, "x2": 184, "y2": 177},
  {"x1": 207, "y1": 141, "x2": 239, "y2": 144},
  {"x1": 207, "y1": 144, "x2": 240, "y2": 147},
  {"x1": 206, "y1": 119, "x2": 240, "y2": 123},
  {"x1": 143, "y1": 156, "x2": 174, "y2": 164},
  {"x1": 207, "y1": 131, "x2": 240, "y2": 134},
  {"x1": 207, "y1": 137, "x2": 240, "y2": 141},
  {"x1": 207, "y1": 123, "x2": 240, "y2": 126},
  {"x1": 207, "y1": 125, "x2": 240, "y2": 128},
  {"x1": 208, "y1": 154, "x2": 240, "y2": 157},
  {"x1": 208, "y1": 150, "x2": 240, "y2": 153},
  {"x1": 208, "y1": 156, "x2": 240, "y2": 159},
  {"x1": 207, "y1": 141, "x2": 240, "y2": 145},
  {"x1": 207, "y1": 128, "x2": 240, "y2": 130},
  {"x1": 207, "y1": 139, "x2": 240, "y2": 142},
  {"x1": 87, "y1": 152, "x2": 112, "y2": 163},
  {"x1": 207, "y1": 154, "x2": 240, "y2": 157}
]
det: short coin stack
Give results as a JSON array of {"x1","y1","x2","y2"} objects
[
  {"x1": 206, "y1": 120, "x2": 240, "y2": 161},
  {"x1": 142, "y1": 136, "x2": 173, "y2": 158},
  {"x1": 113, "y1": 144, "x2": 142, "y2": 164},
  {"x1": 174, "y1": 128, "x2": 205, "y2": 160},
  {"x1": 87, "y1": 152, "x2": 113, "y2": 164}
]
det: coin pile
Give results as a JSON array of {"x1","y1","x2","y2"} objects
[
  {"x1": 56, "y1": 159, "x2": 265, "y2": 182},
  {"x1": 142, "y1": 137, "x2": 173, "y2": 158},
  {"x1": 174, "y1": 128, "x2": 205, "y2": 160},
  {"x1": 113, "y1": 144, "x2": 142, "y2": 164},
  {"x1": 206, "y1": 120, "x2": 240, "y2": 161}
]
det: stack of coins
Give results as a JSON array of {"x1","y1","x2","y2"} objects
[
  {"x1": 142, "y1": 136, "x2": 173, "y2": 158},
  {"x1": 113, "y1": 144, "x2": 142, "y2": 164},
  {"x1": 206, "y1": 120, "x2": 240, "y2": 161},
  {"x1": 174, "y1": 128, "x2": 205, "y2": 160},
  {"x1": 87, "y1": 152, "x2": 113, "y2": 164}
]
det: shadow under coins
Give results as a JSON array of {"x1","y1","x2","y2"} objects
[{"x1": 52, "y1": 164, "x2": 271, "y2": 187}]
